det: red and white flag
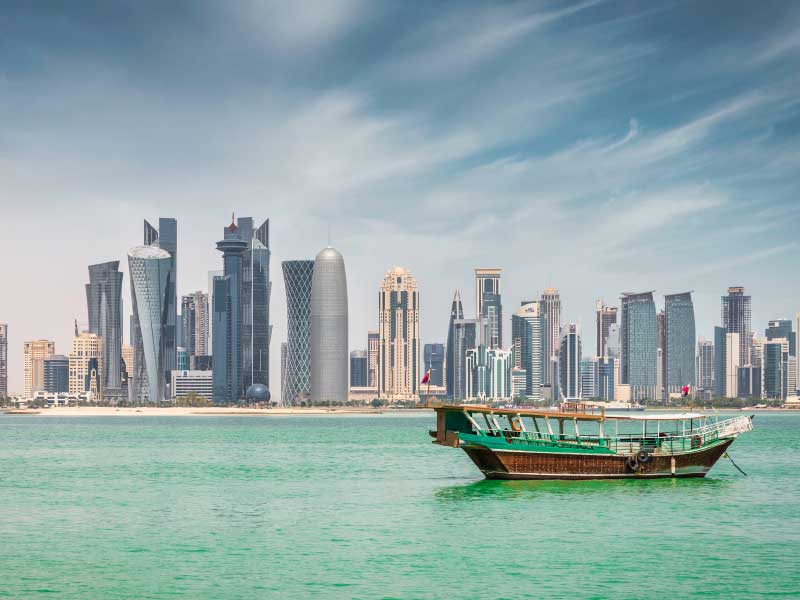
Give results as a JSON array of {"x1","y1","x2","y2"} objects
[{"x1": 421, "y1": 370, "x2": 430, "y2": 385}]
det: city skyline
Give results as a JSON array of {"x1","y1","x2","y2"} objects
[{"x1": 2, "y1": 2, "x2": 800, "y2": 398}]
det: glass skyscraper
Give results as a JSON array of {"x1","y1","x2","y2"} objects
[
  {"x1": 452, "y1": 318, "x2": 478, "y2": 401},
  {"x1": 144, "y1": 218, "x2": 177, "y2": 385},
  {"x1": 128, "y1": 245, "x2": 172, "y2": 404},
  {"x1": 475, "y1": 269, "x2": 502, "y2": 348},
  {"x1": 721, "y1": 286, "x2": 751, "y2": 367},
  {"x1": 663, "y1": 292, "x2": 696, "y2": 399},
  {"x1": 282, "y1": 260, "x2": 314, "y2": 406},
  {"x1": 424, "y1": 343, "x2": 445, "y2": 387},
  {"x1": 511, "y1": 302, "x2": 542, "y2": 402},
  {"x1": 86, "y1": 261, "x2": 123, "y2": 395},
  {"x1": 620, "y1": 291, "x2": 658, "y2": 401},
  {"x1": 765, "y1": 319, "x2": 794, "y2": 356},
  {"x1": 559, "y1": 324, "x2": 581, "y2": 400},
  {"x1": 44, "y1": 355, "x2": 69, "y2": 393},
  {"x1": 696, "y1": 339, "x2": 715, "y2": 393},
  {"x1": 713, "y1": 326, "x2": 727, "y2": 398},
  {"x1": 763, "y1": 339, "x2": 788, "y2": 400},
  {"x1": 445, "y1": 291, "x2": 464, "y2": 399},
  {"x1": 212, "y1": 216, "x2": 271, "y2": 404},
  {"x1": 350, "y1": 350, "x2": 368, "y2": 387}
]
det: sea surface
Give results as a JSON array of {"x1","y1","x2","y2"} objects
[{"x1": 1, "y1": 411, "x2": 798, "y2": 599}]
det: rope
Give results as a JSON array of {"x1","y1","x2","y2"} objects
[{"x1": 724, "y1": 452, "x2": 748, "y2": 476}]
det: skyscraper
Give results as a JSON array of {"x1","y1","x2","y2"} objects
[
  {"x1": 581, "y1": 359, "x2": 596, "y2": 399},
  {"x1": 44, "y1": 355, "x2": 69, "y2": 394},
  {"x1": 663, "y1": 292, "x2": 696, "y2": 399},
  {"x1": 86, "y1": 261, "x2": 123, "y2": 397},
  {"x1": 595, "y1": 301, "x2": 618, "y2": 357},
  {"x1": 714, "y1": 326, "x2": 727, "y2": 398},
  {"x1": 144, "y1": 218, "x2": 177, "y2": 383},
  {"x1": 282, "y1": 260, "x2": 314, "y2": 406},
  {"x1": 181, "y1": 291, "x2": 209, "y2": 360},
  {"x1": 24, "y1": 339, "x2": 55, "y2": 398},
  {"x1": 445, "y1": 291, "x2": 464, "y2": 399},
  {"x1": 378, "y1": 267, "x2": 420, "y2": 402},
  {"x1": 475, "y1": 268, "x2": 502, "y2": 348},
  {"x1": 452, "y1": 319, "x2": 477, "y2": 401},
  {"x1": 423, "y1": 343, "x2": 445, "y2": 387},
  {"x1": 280, "y1": 341, "x2": 287, "y2": 404},
  {"x1": 696, "y1": 339, "x2": 715, "y2": 393},
  {"x1": 540, "y1": 288, "x2": 561, "y2": 386},
  {"x1": 797, "y1": 313, "x2": 800, "y2": 389},
  {"x1": 559, "y1": 324, "x2": 581, "y2": 400},
  {"x1": 69, "y1": 332, "x2": 103, "y2": 400},
  {"x1": 765, "y1": 319, "x2": 794, "y2": 356},
  {"x1": 620, "y1": 291, "x2": 658, "y2": 401},
  {"x1": 763, "y1": 338, "x2": 788, "y2": 400},
  {"x1": 511, "y1": 302, "x2": 542, "y2": 401},
  {"x1": 350, "y1": 350, "x2": 368, "y2": 387},
  {"x1": 725, "y1": 333, "x2": 740, "y2": 398},
  {"x1": 0, "y1": 324, "x2": 7, "y2": 398},
  {"x1": 596, "y1": 356, "x2": 615, "y2": 401},
  {"x1": 310, "y1": 246, "x2": 348, "y2": 405},
  {"x1": 212, "y1": 216, "x2": 271, "y2": 403},
  {"x1": 367, "y1": 330, "x2": 379, "y2": 389},
  {"x1": 721, "y1": 286, "x2": 752, "y2": 367},
  {"x1": 128, "y1": 245, "x2": 171, "y2": 404}
]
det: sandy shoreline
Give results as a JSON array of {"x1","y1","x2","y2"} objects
[{"x1": 0, "y1": 406, "x2": 425, "y2": 417}]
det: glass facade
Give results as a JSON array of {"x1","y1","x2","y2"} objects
[
  {"x1": 765, "y1": 320, "x2": 794, "y2": 356},
  {"x1": 511, "y1": 303, "x2": 542, "y2": 401},
  {"x1": 763, "y1": 340, "x2": 788, "y2": 400},
  {"x1": 144, "y1": 218, "x2": 178, "y2": 385},
  {"x1": 540, "y1": 289, "x2": 561, "y2": 386},
  {"x1": 212, "y1": 217, "x2": 271, "y2": 404},
  {"x1": 452, "y1": 319, "x2": 477, "y2": 401},
  {"x1": 350, "y1": 351, "x2": 368, "y2": 387},
  {"x1": 282, "y1": 260, "x2": 314, "y2": 405},
  {"x1": 596, "y1": 356, "x2": 615, "y2": 401},
  {"x1": 696, "y1": 340, "x2": 715, "y2": 392},
  {"x1": 128, "y1": 245, "x2": 171, "y2": 403},
  {"x1": 445, "y1": 291, "x2": 464, "y2": 399},
  {"x1": 721, "y1": 287, "x2": 751, "y2": 367},
  {"x1": 559, "y1": 324, "x2": 581, "y2": 400},
  {"x1": 596, "y1": 301, "x2": 618, "y2": 357},
  {"x1": 663, "y1": 292, "x2": 696, "y2": 398},
  {"x1": 44, "y1": 355, "x2": 69, "y2": 393},
  {"x1": 424, "y1": 343, "x2": 445, "y2": 387},
  {"x1": 475, "y1": 269, "x2": 502, "y2": 348},
  {"x1": 621, "y1": 292, "x2": 658, "y2": 401},
  {"x1": 86, "y1": 261, "x2": 124, "y2": 393}
]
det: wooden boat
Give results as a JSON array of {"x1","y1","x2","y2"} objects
[{"x1": 431, "y1": 403, "x2": 753, "y2": 480}]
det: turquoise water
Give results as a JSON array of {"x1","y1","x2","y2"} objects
[{"x1": 1, "y1": 412, "x2": 798, "y2": 599}]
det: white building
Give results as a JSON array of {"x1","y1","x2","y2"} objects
[
  {"x1": 725, "y1": 332, "x2": 740, "y2": 398},
  {"x1": 171, "y1": 370, "x2": 213, "y2": 399}
]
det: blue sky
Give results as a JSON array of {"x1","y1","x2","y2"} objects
[{"x1": 1, "y1": 1, "x2": 799, "y2": 394}]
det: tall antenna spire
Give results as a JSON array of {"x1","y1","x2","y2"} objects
[
  {"x1": 74, "y1": 318, "x2": 78, "y2": 337},
  {"x1": 327, "y1": 223, "x2": 331, "y2": 247}
]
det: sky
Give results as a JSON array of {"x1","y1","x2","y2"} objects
[{"x1": 1, "y1": 0, "x2": 799, "y2": 396}]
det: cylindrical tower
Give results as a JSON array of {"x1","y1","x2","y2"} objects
[
  {"x1": 310, "y1": 247, "x2": 348, "y2": 405},
  {"x1": 282, "y1": 260, "x2": 314, "y2": 405},
  {"x1": 128, "y1": 245, "x2": 171, "y2": 404}
]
